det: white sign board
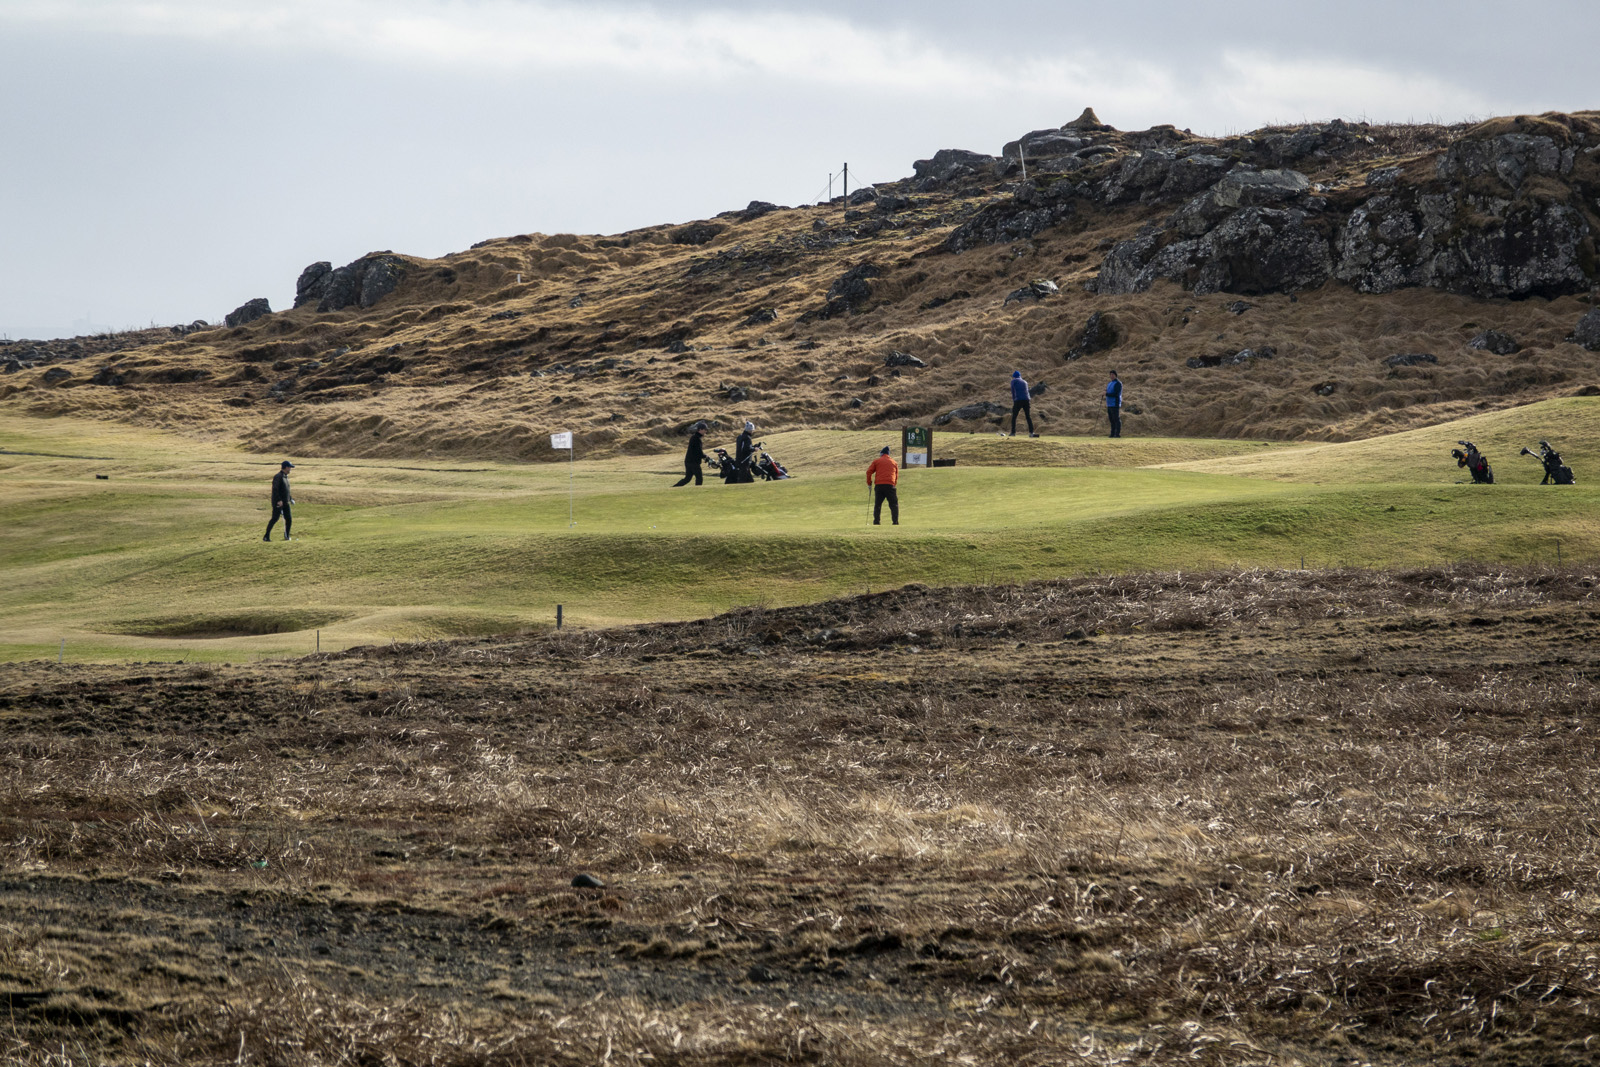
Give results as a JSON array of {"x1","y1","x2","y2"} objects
[
  {"x1": 550, "y1": 431, "x2": 573, "y2": 450},
  {"x1": 905, "y1": 452, "x2": 928, "y2": 466}
]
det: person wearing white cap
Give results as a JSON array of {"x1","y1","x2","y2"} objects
[
  {"x1": 264, "y1": 460, "x2": 296, "y2": 541},
  {"x1": 733, "y1": 421, "x2": 756, "y2": 483}
]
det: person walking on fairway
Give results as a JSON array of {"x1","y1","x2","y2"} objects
[
  {"x1": 264, "y1": 460, "x2": 295, "y2": 541},
  {"x1": 673, "y1": 421, "x2": 708, "y2": 486},
  {"x1": 867, "y1": 446, "x2": 899, "y2": 525},
  {"x1": 1009, "y1": 370, "x2": 1038, "y2": 437},
  {"x1": 733, "y1": 420, "x2": 756, "y2": 483},
  {"x1": 1105, "y1": 370, "x2": 1123, "y2": 438}
]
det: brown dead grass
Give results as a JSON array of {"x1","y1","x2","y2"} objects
[{"x1": 3, "y1": 565, "x2": 1600, "y2": 1064}]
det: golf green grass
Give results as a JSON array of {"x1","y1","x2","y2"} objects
[{"x1": 4, "y1": 402, "x2": 1598, "y2": 662}]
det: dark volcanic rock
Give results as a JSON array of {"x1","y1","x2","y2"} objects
[
  {"x1": 740, "y1": 308, "x2": 777, "y2": 328},
  {"x1": 1187, "y1": 346, "x2": 1276, "y2": 369},
  {"x1": 1386, "y1": 352, "x2": 1438, "y2": 367},
  {"x1": 41, "y1": 367, "x2": 73, "y2": 384},
  {"x1": 303, "y1": 253, "x2": 409, "y2": 312},
  {"x1": 1065, "y1": 311, "x2": 1119, "y2": 360},
  {"x1": 934, "y1": 401, "x2": 1008, "y2": 425},
  {"x1": 884, "y1": 351, "x2": 926, "y2": 368},
  {"x1": 809, "y1": 263, "x2": 882, "y2": 319},
  {"x1": 1468, "y1": 329, "x2": 1521, "y2": 355},
  {"x1": 294, "y1": 262, "x2": 333, "y2": 308},
  {"x1": 912, "y1": 148, "x2": 997, "y2": 186},
  {"x1": 1571, "y1": 309, "x2": 1600, "y2": 351},
  {"x1": 1003, "y1": 279, "x2": 1060, "y2": 305},
  {"x1": 671, "y1": 223, "x2": 725, "y2": 246},
  {"x1": 225, "y1": 298, "x2": 272, "y2": 327}
]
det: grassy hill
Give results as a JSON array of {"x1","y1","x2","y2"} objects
[
  {"x1": 2, "y1": 113, "x2": 1597, "y2": 466},
  {"x1": 4, "y1": 396, "x2": 1596, "y2": 662}
]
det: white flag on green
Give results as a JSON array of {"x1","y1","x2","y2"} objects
[{"x1": 550, "y1": 431, "x2": 573, "y2": 450}]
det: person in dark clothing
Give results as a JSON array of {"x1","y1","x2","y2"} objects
[
  {"x1": 867, "y1": 446, "x2": 899, "y2": 525},
  {"x1": 673, "y1": 422, "x2": 708, "y2": 486},
  {"x1": 1008, "y1": 371, "x2": 1037, "y2": 437},
  {"x1": 1105, "y1": 371, "x2": 1123, "y2": 438},
  {"x1": 264, "y1": 460, "x2": 295, "y2": 541},
  {"x1": 733, "y1": 421, "x2": 756, "y2": 483}
]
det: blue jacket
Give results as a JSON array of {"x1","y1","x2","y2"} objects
[
  {"x1": 1105, "y1": 379, "x2": 1122, "y2": 407},
  {"x1": 1010, "y1": 375, "x2": 1030, "y2": 402}
]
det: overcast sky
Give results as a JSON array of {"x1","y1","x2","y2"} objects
[{"x1": 1, "y1": 0, "x2": 1592, "y2": 340}]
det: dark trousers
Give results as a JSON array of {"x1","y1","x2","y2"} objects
[
  {"x1": 672, "y1": 461, "x2": 703, "y2": 487},
  {"x1": 265, "y1": 503, "x2": 291, "y2": 539},
  {"x1": 1010, "y1": 399, "x2": 1034, "y2": 435},
  {"x1": 1107, "y1": 406, "x2": 1121, "y2": 438},
  {"x1": 873, "y1": 484, "x2": 899, "y2": 525}
]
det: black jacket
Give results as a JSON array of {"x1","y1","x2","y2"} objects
[
  {"x1": 271, "y1": 470, "x2": 291, "y2": 506},
  {"x1": 684, "y1": 433, "x2": 705, "y2": 466},
  {"x1": 735, "y1": 430, "x2": 754, "y2": 465}
]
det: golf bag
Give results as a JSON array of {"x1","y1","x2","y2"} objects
[
  {"x1": 1520, "y1": 441, "x2": 1575, "y2": 485},
  {"x1": 710, "y1": 447, "x2": 755, "y2": 484},
  {"x1": 1451, "y1": 440, "x2": 1494, "y2": 484},
  {"x1": 755, "y1": 446, "x2": 791, "y2": 480}
]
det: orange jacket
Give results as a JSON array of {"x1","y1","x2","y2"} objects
[{"x1": 866, "y1": 454, "x2": 899, "y2": 487}]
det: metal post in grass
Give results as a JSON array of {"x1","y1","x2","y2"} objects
[
  {"x1": 1558, "y1": 539, "x2": 1562, "y2": 564},
  {"x1": 550, "y1": 430, "x2": 575, "y2": 526},
  {"x1": 556, "y1": 605, "x2": 563, "y2": 630},
  {"x1": 58, "y1": 638, "x2": 63, "y2": 664}
]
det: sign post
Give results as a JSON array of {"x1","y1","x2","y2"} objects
[
  {"x1": 901, "y1": 426, "x2": 932, "y2": 469},
  {"x1": 550, "y1": 431, "x2": 574, "y2": 526}
]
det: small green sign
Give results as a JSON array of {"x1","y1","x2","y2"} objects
[{"x1": 905, "y1": 427, "x2": 929, "y2": 448}]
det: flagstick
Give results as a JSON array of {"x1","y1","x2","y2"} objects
[{"x1": 568, "y1": 443, "x2": 575, "y2": 527}]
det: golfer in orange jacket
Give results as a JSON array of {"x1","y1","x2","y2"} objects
[{"x1": 867, "y1": 446, "x2": 899, "y2": 525}]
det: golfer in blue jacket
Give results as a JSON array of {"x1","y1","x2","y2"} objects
[
  {"x1": 1105, "y1": 371, "x2": 1123, "y2": 438},
  {"x1": 1009, "y1": 371, "x2": 1038, "y2": 437}
]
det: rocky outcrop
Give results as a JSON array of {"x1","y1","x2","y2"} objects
[
  {"x1": 224, "y1": 298, "x2": 272, "y2": 327},
  {"x1": 1468, "y1": 329, "x2": 1520, "y2": 355},
  {"x1": 1335, "y1": 190, "x2": 1592, "y2": 299},
  {"x1": 912, "y1": 149, "x2": 997, "y2": 189},
  {"x1": 295, "y1": 253, "x2": 409, "y2": 312},
  {"x1": 1065, "y1": 312, "x2": 1119, "y2": 360},
  {"x1": 1099, "y1": 169, "x2": 1332, "y2": 295},
  {"x1": 1004, "y1": 280, "x2": 1059, "y2": 305},
  {"x1": 934, "y1": 400, "x2": 1007, "y2": 425},
  {"x1": 294, "y1": 262, "x2": 332, "y2": 308},
  {"x1": 1573, "y1": 309, "x2": 1600, "y2": 351},
  {"x1": 671, "y1": 223, "x2": 724, "y2": 246},
  {"x1": 807, "y1": 263, "x2": 882, "y2": 319},
  {"x1": 961, "y1": 114, "x2": 1600, "y2": 302},
  {"x1": 1333, "y1": 128, "x2": 1596, "y2": 299}
]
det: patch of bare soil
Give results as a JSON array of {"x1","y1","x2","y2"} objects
[{"x1": 4, "y1": 566, "x2": 1600, "y2": 1065}]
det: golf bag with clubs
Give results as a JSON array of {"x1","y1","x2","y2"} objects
[
  {"x1": 754, "y1": 446, "x2": 791, "y2": 480},
  {"x1": 1451, "y1": 440, "x2": 1494, "y2": 484},
  {"x1": 1520, "y1": 440, "x2": 1575, "y2": 485}
]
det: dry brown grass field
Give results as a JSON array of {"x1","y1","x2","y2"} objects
[
  {"x1": 4, "y1": 113, "x2": 1598, "y2": 463},
  {"x1": 5, "y1": 566, "x2": 1600, "y2": 1065}
]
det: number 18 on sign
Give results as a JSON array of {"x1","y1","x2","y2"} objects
[{"x1": 551, "y1": 431, "x2": 575, "y2": 525}]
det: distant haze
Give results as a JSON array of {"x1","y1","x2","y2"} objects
[{"x1": 1, "y1": 0, "x2": 1592, "y2": 340}]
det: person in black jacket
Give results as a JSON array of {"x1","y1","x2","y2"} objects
[
  {"x1": 264, "y1": 460, "x2": 295, "y2": 541},
  {"x1": 733, "y1": 421, "x2": 756, "y2": 484},
  {"x1": 673, "y1": 422, "x2": 708, "y2": 486}
]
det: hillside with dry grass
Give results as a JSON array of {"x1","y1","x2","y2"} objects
[{"x1": 3, "y1": 110, "x2": 1599, "y2": 463}]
